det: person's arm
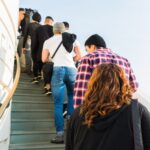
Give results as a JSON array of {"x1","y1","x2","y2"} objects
[
  {"x1": 73, "y1": 46, "x2": 81, "y2": 62},
  {"x1": 42, "y1": 49, "x2": 49, "y2": 63},
  {"x1": 73, "y1": 41, "x2": 81, "y2": 62},
  {"x1": 42, "y1": 40, "x2": 50, "y2": 63},
  {"x1": 140, "y1": 104, "x2": 150, "y2": 150},
  {"x1": 22, "y1": 23, "x2": 30, "y2": 48},
  {"x1": 22, "y1": 23, "x2": 30, "y2": 54},
  {"x1": 127, "y1": 61, "x2": 139, "y2": 92},
  {"x1": 73, "y1": 56, "x2": 93, "y2": 108}
]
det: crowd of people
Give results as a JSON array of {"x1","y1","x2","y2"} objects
[{"x1": 18, "y1": 8, "x2": 150, "y2": 150}]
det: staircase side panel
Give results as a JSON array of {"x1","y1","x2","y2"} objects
[{"x1": 0, "y1": 0, "x2": 19, "y2": 149}]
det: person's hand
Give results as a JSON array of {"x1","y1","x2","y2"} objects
[{"x1": 22, "y1": 48, "x2": 27, "y2": 54}]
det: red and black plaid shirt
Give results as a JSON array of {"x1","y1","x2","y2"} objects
[{"x1": 73, "y1": 48, "x2": 138, "y2": 108}]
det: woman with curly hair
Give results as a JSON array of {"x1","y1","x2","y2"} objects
[{"x1": 66, "y1": 63, "x2": 150, "y2": 150}]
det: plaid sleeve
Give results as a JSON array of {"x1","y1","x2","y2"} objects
[
  {"x1": 73, "y1": 57, "x2": 93, "y2": 108},
  {"x1": 127, "y1": 62, "x2": 139, "y2": 91}
]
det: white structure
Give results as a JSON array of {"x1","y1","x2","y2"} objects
[{"x1": 0, "y1": 0, "x2": 18, "y2": 149}]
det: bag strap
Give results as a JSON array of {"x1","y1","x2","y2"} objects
[
  {"x1": 132, "y1": 99, "x2": 144, "y2": 150},
  {"x1": 51, "y1": 41, "x2": 62, "y2": 59}
]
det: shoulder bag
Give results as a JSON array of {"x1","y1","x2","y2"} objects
[
  {"x1": 132, "y1": 99, "x2": 144, "y2": 150},
  {"x1": 43, "y1": 41, "x2": 62, "y2": 82}
]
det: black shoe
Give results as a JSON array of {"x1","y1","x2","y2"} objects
[
  {"x1": 42, "y1": 89, "x2": 52, "y2": 95},
  {"x1": 51, "y1": 135, "x2": 64, "y2": 144},
  {"x1": 45, "y1": 90, "x2": 52, "y2": 95},
  {"x1": 31, "y1": 77, "x2": 39, "y2": 84}
]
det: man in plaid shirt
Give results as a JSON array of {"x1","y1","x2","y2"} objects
[{"x1": 74, "y1": 34, "x2": 138, "y2": 108}]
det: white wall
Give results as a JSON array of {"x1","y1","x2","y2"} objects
[{"x1": 0, "y1": 0, "x2": 18, "y2": 149}]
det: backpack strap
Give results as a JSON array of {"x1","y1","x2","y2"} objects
[
  {"x1": 51, "y1": 41, "x2": 62, "y2": 59},
  {"x1": 132, "y1": 99, "x2": 144, "y2": 150}
]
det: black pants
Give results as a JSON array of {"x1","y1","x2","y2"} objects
[
  {"x1": 42, "y1": 62, "x2": 53, "y2": 84},
  {"x1": 32, "y1": 54, "x2": 43, "y2": 77}
]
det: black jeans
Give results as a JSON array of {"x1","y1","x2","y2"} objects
[
  {"x1": 42, "y1": 62, "x2": 53, "y2": 84},
  {"x1": 32, "y1": 54, "x2": 43, "y2": 77}
]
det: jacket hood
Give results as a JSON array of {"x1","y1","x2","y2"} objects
[
  {"x1": 62, "y1": 32, "x2": 76, "y2": 53},
  {"x1": 90, "y1": 104, "x2": 128, "y2": 131}
]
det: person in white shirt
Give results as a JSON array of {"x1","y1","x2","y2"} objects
[{"x1": 42, "y1": 22, "x2": 78, "y2": 144}]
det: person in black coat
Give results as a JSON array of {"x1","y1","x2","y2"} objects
[
  {"x1": 22, "y1": 12, "x2": 41, "y2": 81},
  {"x1": 23, "y1": 12, "x2": 41, "y2": 56},
  {"x1": 34, "y1": 16, "x2": 54, "y2": 63},
  {"x1": 33, "y1": 16, "x2": 54, "y2": 89},
  {"x1": 66, "y1": 64, "x2": 150, "y2": 150}
]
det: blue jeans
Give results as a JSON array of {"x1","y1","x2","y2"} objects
[{"x1": 51, "y1": 67, "x2": 77, "y2": 133}]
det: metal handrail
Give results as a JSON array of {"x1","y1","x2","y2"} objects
[{"x1": 0, "y1": 52, "x2": 20, "y2": 118}]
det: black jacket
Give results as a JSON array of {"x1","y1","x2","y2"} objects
[
  {"x1": 23, "y1": 22, "x2": 41, "y2": 55},
  {"x1": 32, "y1": 25, "x2": 53, "y2": 61},
  {"x1": 66, "y1": 101, "x2": 150, "y2": 150}
]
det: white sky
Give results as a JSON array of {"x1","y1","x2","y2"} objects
[{"x1": 20, "y1": 0, "x2": 150, "y2": 97}]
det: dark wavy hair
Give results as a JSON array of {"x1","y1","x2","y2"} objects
[{"x1": 80, "y1": 63, "x2": 133, "y2": 127}]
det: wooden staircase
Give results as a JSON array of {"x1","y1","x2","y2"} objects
[{"x1": 9, "y1": 73, "x2": 65, "y2": 150}]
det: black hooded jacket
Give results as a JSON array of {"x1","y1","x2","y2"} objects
[
  {"x1": 62, "y1": 32, "x2": 76, "y2": 53},
  {"x1": 66, "y1": 101, "x2": 150, "y2": 150}
]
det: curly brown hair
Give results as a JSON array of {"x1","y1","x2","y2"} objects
[{"x1": 80, "y1": 63, "x2": 133, "y2": 127}]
